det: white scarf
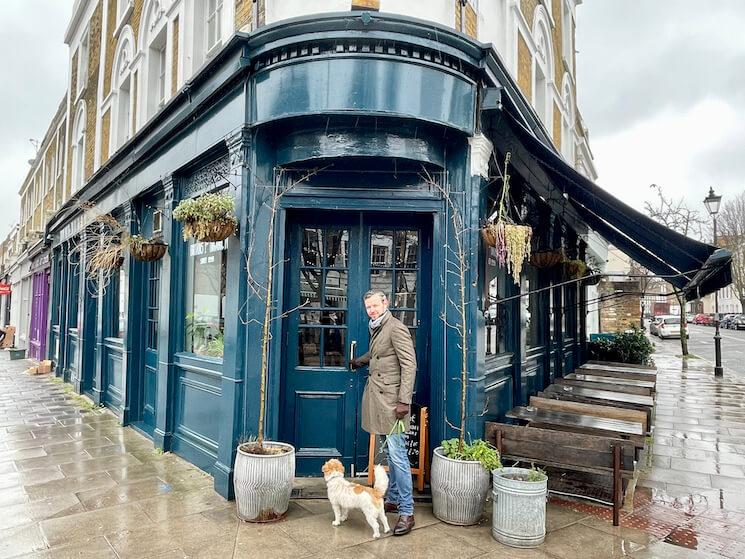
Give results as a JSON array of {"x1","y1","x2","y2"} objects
[{"x1": 369, "y1": 310, "x2": 388, "y2": 330}]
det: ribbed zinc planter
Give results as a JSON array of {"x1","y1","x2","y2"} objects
[
  {"x1": 431, "y1": 446, "x2": 490, "y2": 525},
  {"x1": 492, "y1": 467, "x2": 548, "y2": 548},
  {"x1": 233, "y1": 441, "x2": 295, "y2": 523}
]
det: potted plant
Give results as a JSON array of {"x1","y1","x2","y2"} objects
[
  {"x1": 173, "y1": 192, "x2": 237, "y2": 242},
  {"x1": 127, "y1": 234, "x2": 168, "y2": 262},
  {"x1": 529, "y1": 249, "x2": 563, "y2": 269},
  {"x1": 480, "y1": 154, "x2": 532, "y2": 285},
  {"x1": 432, "y1": 438, "x2": 501, "y2": 525},
  {"x1": 563, "y1": 258, "x2": 587, "y2": 280},
  {"x1": 233, "y1": 180, "x2": 298, "y2": 523},
  {"x1": 492, "y1": 465, "x2": 548, "y2": 547}
]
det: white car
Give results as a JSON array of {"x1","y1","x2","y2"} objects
[{"x1": 657, "y1": 317, "x2": 682, "y2": 339}]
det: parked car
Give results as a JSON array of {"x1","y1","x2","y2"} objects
[
  {"x1": 721, "y1": 314, "x2": 737, "y2": 329},
  {"x1": 685, "y1": 314, "x2": 695, "y2": 323},
  {"x1": 657, "y1": 317, "x2": 683, "y2": 339},
  {"x1": 693, "y1": 314, "x2": 714, "y2": 326},
  {"x1": 733, "y1": 314, "x2": 745, "y2": 331},
  {"x1": 650, "y1": 315, "x2": 674, "y2": 336}
]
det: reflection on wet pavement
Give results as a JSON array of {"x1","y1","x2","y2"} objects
[{"x1": 2, "y1": 347, "x2": 744, "y2": 558}]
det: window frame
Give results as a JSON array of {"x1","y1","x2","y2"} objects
[{"x1": 76, "y1": 26, "x2": 90, "y2": 97}]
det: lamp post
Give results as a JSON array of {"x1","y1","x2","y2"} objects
[{"x1": 703, "y1": 187, "x2": 723, "y2": 377}]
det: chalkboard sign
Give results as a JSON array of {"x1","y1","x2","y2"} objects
[{"x1": 368, "y1": 404, "x2": 429, "y2": 492}]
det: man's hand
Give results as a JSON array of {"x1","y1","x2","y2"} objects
[
  {"x1": 349, "y1": 358, "x2": 363, "y2": 370},
  {"x1": 395, "y1": 402, "x2": 410, "y2": 420}
]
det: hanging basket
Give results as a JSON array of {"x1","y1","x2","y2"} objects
[
  {"x1": 183, "y1": 219, "x2": 236, "y2": 242},
  {"x1": 131, "y1": 242, "x2": 168, "y2": 262},
  {"x1": 529, "y1": 250, "x2": 563, "y2": 269},
  {"x1": 563, "y1": 259, "x2": 587, "y2": 280},
  {"x1": 582, "y1": 269, "x2": 602, "y2": 286}
]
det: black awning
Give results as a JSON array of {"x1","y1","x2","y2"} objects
[{"x1": 494, "y1": 112, "x2": 732, "y2": 301}]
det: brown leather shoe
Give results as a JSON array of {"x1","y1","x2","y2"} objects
[
  {"x1": 384, "y1": 502, "x2": 398, "y2": 513},
  {"x1": 393, "y1": 515, "x2": 415, "y2": 536}
]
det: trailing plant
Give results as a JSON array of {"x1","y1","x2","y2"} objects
[
  {"x1": 173, "y1": 192, "x2": 237, "y2": 241},
  {"x1": 126, "y1": 234, "x2": 165, "y2": 250},
  {"x1": 563, "y1": 259, "x2": 587, "y2": 279},
  {"x1": 481, "y1": 153, "x2": 532, "y2": 284},
  {"x1": 587, "y1": 328, "x2": 654, "y2": 365},
  {"x1": 441, "y1": 438, "x2": 502, "y2": 471}
]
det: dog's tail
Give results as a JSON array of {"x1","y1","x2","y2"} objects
[{"x1": 373, "y1": 465, "x2": 389, "y2": 497}]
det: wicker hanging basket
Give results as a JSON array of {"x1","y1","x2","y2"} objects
[
  {"x1": 582, "y1": 269, "x2": 602, "y2": 286},
  {"x1": 481, "y1": 224, "x2": 498, "y2": 247},
  {"x1": 183, "y1": 219, "x2": 236, "y2": 243},
  {"x1": 131, "y1": 242, "x2": 168, "y2": 262},
  {"x1": 529, "y1": 250, "x2": 563, "y2": 269}
]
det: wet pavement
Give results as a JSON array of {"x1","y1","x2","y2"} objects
[{"x1": 1, "y1": 350, "x2": 744, "y2": 558}]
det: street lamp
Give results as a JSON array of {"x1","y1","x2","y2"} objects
[{"x1": 703, "y1": 187, "x2": 723, "y2": 377}]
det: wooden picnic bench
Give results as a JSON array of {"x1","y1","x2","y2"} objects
[
  {"x1": 577, "y1": 366, "x2": 657, "y2": 381},
  {"x1": 506, "y1": 406, "x2": 646, "y2": 447},
  {"x1": 543, "y1": 383, "x2": 654, "y2": 407},
  {"x1": 587, "y1": 360, "x2": 656, "y2": 371},
  {"x1": 486, "y1": 422, "x2": 636, "y2": 525},
  {"x1": 529, "y1": 396, "x2": 649, "y2": 434},
  {"x1": 539, "y1": 386, "x2": 653, "y2": 428},
  {"x1": 556, "y1": 377, "x2": 653, "y2": 397},
  {"x1": 565, "y1": 373, "x2": 656, "y2": 391}
]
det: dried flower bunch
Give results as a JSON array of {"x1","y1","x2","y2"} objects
[
  {"x1": 173, "y1": 192, "x2": 237, "y2": 241},
  {"x1": 482, "y1": 153, "x2": 533, "y2": 285}
]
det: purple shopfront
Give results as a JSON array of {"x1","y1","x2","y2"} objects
[{"x1": 28, "y1": 270, "x2": 49, "y2": 361}]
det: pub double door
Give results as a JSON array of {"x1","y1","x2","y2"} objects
[{"x1": 280, "y1": 211, "x2": 431, "y2": 476}]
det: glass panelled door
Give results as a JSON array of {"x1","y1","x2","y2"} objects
[
  {"x1": 281, "y1": 212, "x2": 429, "y2": 476},
  {"x1": 140, "y1": 260, "x2": 160, "y2": 433}
]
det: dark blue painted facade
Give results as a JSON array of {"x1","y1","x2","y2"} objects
[{"x1": 46, "y1": 12, "x2": 589, "y2": 498}]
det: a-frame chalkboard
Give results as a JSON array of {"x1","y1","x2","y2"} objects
[{"x1": 367, "y1": 404, "x2": 428, "y2": 492}]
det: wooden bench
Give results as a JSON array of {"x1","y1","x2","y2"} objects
[
  {"x1": 506, "y1": 406, "x2": 645, "y2": 447},
  {"x1": 587, "y1": 360, "x2": 656, "y2": 371},
  {"x1": 565, "y1": 373, "x2": 656, "y2": 391},
  {"x1": 529, "y1": 396, "x2": 649, "y2": 434},
  {"x1": 577, "y1": 366, "x2": 657, "y2": 381},
  {"x1": 543, "y1": 383, "x2": 654, "y2": 407},
  {"x1": 556, "y1": 378, "x2": 653, "y2": 397},
  {"x1": 486, "y1": 422, "x2": 636, "y2": 525},
  {"x1": 538, "y1": 387, "x2": 653, "y2": 429}
]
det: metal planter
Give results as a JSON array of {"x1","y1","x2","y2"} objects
[
  {"x1": 233, "y1": 441, "x2": 295, "y2": 523},
  {"x1": 431, "y1": 446, "x2": 490, "y2": 525},
  {"x1": 492, "y1": 467, "x2": 547, "y2": 548}
]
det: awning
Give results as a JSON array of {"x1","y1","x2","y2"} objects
[{"x1": 491, "y1": 111, "x2": 732, "y2": 301}]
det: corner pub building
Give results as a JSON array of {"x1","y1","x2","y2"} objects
[{"x1": 45, "y1": 6, "x2": 729, "y2": 498}]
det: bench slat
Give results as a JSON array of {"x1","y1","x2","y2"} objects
[
  {"x1": 544, "y1": 384, "x2": 654, "y2": 407},
  {"x1": 566, "y1": 373, "x2": 656, "y2": 390},
  {"x1": 556, "y1": 378, "x2": 653, "y2": 397},
  {"x1": 529, "y1": 396, "x2": 648, "y2": 433}
]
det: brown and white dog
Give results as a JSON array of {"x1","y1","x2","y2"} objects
[{"x1": 321, "y1": 459, "x2": 391, "y2": 538}]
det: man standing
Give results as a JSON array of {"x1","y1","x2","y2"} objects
[{"x1": 350, "y1": 289, "x2": 417, "y2": 536}]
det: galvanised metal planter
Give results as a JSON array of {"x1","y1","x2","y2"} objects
[
  {"x1": 233, "y1": 441, "x2": 295, "y2": 523},
  {"x1": 431, "y1": 446, "x2": 490, "y2": 525},
  {"x1": 492, "y1": 467, "x2": 548, "y2": 548}
]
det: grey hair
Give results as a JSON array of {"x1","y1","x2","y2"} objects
[{"x1": 363, "y1": 289, "x2": 388, "y2": 301}]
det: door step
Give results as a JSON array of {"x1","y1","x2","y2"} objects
[{"x1": 291, "y1": 476, "x2": 431, "y2": 501}]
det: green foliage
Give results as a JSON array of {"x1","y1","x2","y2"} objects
[
  {"x1": 127, "y1": 234, "x2": 164, "y2": 250},
  {"x1": 173, "y1": 192, "x2": 236, "y2": 224},
  {"x1": 441, "y1": 438, "x2": 502, "y2": 471},
  {"x1": 588, "y1": 328, "x2": 654, "y2": 365},
  {"x1": 526, "y1": 464, "x2": 547, "y2": 482}
]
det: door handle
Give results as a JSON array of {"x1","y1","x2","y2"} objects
[{"x1": 350, "y1": 340, "x2": 357, "y2": 371}]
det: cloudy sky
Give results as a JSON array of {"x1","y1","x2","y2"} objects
[
  {"x1": 576, "y1": 0, "x2": 745, "y2": 218},
  {"x1": 0, "y1": 0, "x2": 75, "y2": 239},
  {"x1": 1, "y1": 1, "x2": 744, "y2": 239}
]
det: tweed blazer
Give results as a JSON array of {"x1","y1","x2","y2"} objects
[{"x1": 358, "y1": 312, "x2": 417, "y2": 435}]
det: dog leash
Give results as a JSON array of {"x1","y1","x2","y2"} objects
[{"x1": 376, "y1": 419, "x2": 407, "y2": 460}]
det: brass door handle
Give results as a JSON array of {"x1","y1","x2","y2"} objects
[{"x1": 350, "y1": 340, "x2": 357, "y2": 370}]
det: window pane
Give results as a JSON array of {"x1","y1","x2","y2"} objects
[
  {"x1": 370, "y1": 230, "x2": 393, "y2": 267},
  {"x1": 324, "y1": 270, "x2": 348, "y2": 308},
  {"x1": 369, "y1": 269, "x2": 392, "y2": 302},
  {"x1": 483, "y1": 246, "x2": 507, "y2": 356},
  {"x1": 299, "y1": 269, "x2": 321, "y2": 306},
  {"x1": 523, "y1": 265, "x2": 540, "y2": 350},
  {"x1": 302, "y1": 228, "x2": 322, "y2": 266},
  {"x1": 324, "y1": 328, "x2": 346, "y2": 366},
  {"x1": 298, "y1": 328, "x2": 321, "y2": 366},
  {"x1": 394, "y1": 271, "x2": 416, "y2": 309},
  {"x1": 185, "y1": 239, "x2": 227, "y2": 358},
  {"x1": 326, "y1": 229, "x2": 348, "y2": 267},
  {"x1": 117, "y1": 267, "x2": 127, "y2": 338},
  {"x1": 395, "y1": 230, "x2": 418, "y2": 268}
]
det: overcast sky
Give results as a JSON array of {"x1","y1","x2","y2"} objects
[
  {"x1": 1, "y1": 2, "x2": 743, "y2": 240},
  {"x1": 0, "y1": 0, "x2": 75, "y2": 239},
  {"x1": 576, "y1": 0, "x2": 745, "y2": 219}
]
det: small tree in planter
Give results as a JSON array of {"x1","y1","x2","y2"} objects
[
  {"x1": 232, "y1": 168, "x2": 321, "y2": 523},
  {"x1": 173, "y1": 192, "x2": 237, "y2": 242},
  {"x1": 492, "y1": 465, "x2": 548, "y2": 547},
  {"x1": 425, "y1": 157, "x2": 510, "y2": 525}
]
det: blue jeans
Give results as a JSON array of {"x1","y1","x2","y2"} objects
[{"x1": 384, "y1": 432, "x2": 414, "y2": 515}]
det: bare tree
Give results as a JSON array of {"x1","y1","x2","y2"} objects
[
  {"x1": 644, "y1": 184, "x2": 707, "y2": 356},
  {"x1": 716, "y1": 191, "x2": 745, "y2": 311}
]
